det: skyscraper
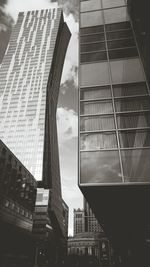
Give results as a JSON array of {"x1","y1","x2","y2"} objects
[
  {"x1": 79, "y1": 0, "x2": 150, "y2": 264},
  {"x1": 0, "y1": 6, "x2": 71, "y2": 235}
]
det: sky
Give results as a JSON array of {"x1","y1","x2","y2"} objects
[{"x1": 0, "y1": 0, "x2": 83, "y2": 235}]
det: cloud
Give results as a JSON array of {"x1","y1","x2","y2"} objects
[
  {"x1": 5, "y1": 0, "x2": 57, "y2": 20},
  {"x1": 57, "y1": 107, "x2": 78, "y2": 144},
  {"x1": 58, "y1": 0, "x2": 79, "y2": 22}
]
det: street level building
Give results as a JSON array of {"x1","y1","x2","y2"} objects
[
  {"x1": 0, "y1": 139, "x2": 37, "y2": 266},
  {"x1": 79, "y1": 0, "x2": 150, "y2": 265}
]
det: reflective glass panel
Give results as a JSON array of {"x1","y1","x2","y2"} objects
[
  {"x1": 80, "y1": 151, "x2": 122, "y2": 183},
  {"x1": 81, "y1": 42, "x2": 106, "y2": 53},
  {"x1": 108, "y1": 47, "x2": 138, "y2": 60},
  {"x1": 104, "y1": 7, "x2": 129, "y2": 24},
  {"x1": 81, "y1": 25, "x2": 104, "y2": 35},
  {"x1": 80, "y1": 86, "x2": 111, "y2": 100},
  {"x1": 81, "y1": 10, "x2": 103, "y2": 27},
  {"x1": 119, "y1": 130, "x2": 150, "y2": 148},
  {"x1": 113, "y1": 82, "x2": 148, "y2": 97},
  {"x1": 105, "y1": 21, "x2": 130, "y2": 31},
  {"x1": 108, "y1": 38, "x2": 135, "y2": 49},
  {"x1": 80, "y1": 115, "x2": 115, "y2": 131},
  {"x1": 121, "y1": 149, "x2": 150, "y2": 182},
  {"x1": 81, "y1": 33, "x2": 105, "y2": 43},
  {"x1": 110, "y1": 59, "x2": 145, "y2": 84},
  {"x1": 80, "y1": 132, "x2": 117, "y2": 150},
  {"x1": 102, "y1": 0, "x2": 126, "y2": 9},
  {"x1": 81, "y1": 51, "x2": 107, "y2": 63},
  {"x1": 115, "y1": 97, "x2": 150, "y2": 112},
  {"x1": 81, "y1": 0, "x2": 102, "y2": 12},
  {"x1": 80, "y1": 100, "x2": 113, "y2": 115},
  {"x1": 81, "y1": 62, "x2": 110, "y2": 86},
  {"x1": 117, "y1": 112, "x2": 150, "y2": 129}
]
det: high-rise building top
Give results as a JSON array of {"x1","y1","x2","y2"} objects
[{"x1": 0, "y1": 8, "x2": 67, "y2": 181}]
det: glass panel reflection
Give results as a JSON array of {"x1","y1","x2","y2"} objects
[
  {"x1": 115, "y1": 97, "x2": 150, "y2": 112},
  {"x1": 113, "y1": 82, "x2": 148, "y2": 97},
  {"x1": 81, "y1": 10, "x2": 103, "y2": 28},
  {"x1": 104, "y1": 7, "x2": 129, "y2": 25},
  {"x1": 102, "y1": 0, "x2": 126, "y2": 9},
  {"x1": 81, "y1": 42, "x2": 106, "y2": 53},
  {"x1": 80, "y1": 100, "x2": 113, "y2": 115},
  {"x1": 80, "y1": 151, "x2": 122, "y2": 183},
  {"x1": 121, "y1": 149, "x2": 150, "y2": 182},
  {"x1": 80, "y1": 86, "x2": 111, "y2": 100},
  {"x1": 81, "y1": 62, "x2": 110, "y2": 87},
  {"x1": 117, "y1": 112, "x2": 150, "y2": 129},
  {"x1": 80, "y1": 115, "x2": 115, "y2": 131},
  {"x1": 119, "y1": 130, "x2": 150, "y2": 148},
  {"x1": 81, "y1": 0, "x2": 102, "y2": 13},
  {"x1": 110, "y1": 59, "x2": 145, "y2": 84},
  {"x1": 81, "y1": 132, "x2": 117, "y2": 150}
]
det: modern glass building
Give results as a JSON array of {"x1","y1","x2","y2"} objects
[
  {"x1": 79, "y1": 0, "x2": 150, "y2": 185},
  {"x1": 0, "y1": 7, "x2": 71, "y2": 236},
  {"x1": 79, "y1": 0, "x2": 150, "y2": 264}
]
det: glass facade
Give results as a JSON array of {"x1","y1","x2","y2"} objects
[
  {"x1": 79, "y1": 0, "x2": 150, "y2": 184},
  {"x1": 0, "y1": 9, "x2": 61, "y2": 180}
]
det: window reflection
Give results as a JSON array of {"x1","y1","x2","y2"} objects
[
  {"x1": 102, "y1": 0, "x2": 126, "y2": 9},
  {"x1": 80, "y1": 100, "x2": 113, "y2": 115},
  {"x1": 117, "y1": 112, "x2": 150, "y2": 129},
  {"x1": 80, "y1": 86, "x2": 111, "y2": 100},
  {"x1": 119, "y1": 130, "x2": 150, "y2": 148},
  {"x1": 80, "y1": 151, "x2": 122, "y2": 183},
  {"x1": 104, "y1": 7, "x2": 129, "y2": 25},
  {"x1": 81, "y1": 0, "x2": 102, "y2": 13},
  {"x1": 115, "y1": 97, "x2": 150, "y2": 112},
  {"x1": 80, "y1": 115, "x2": 115, "y2": 131},
  {"x1": 80, "y1": 132, "x2": 117, "y2": 150},
  {"x1": 81, "y1": 62, "x2": 110, "y2": 87},
  {"x1": 121, "y1": 149, "x2": 150, "y2": 182},
  {"x1": 113, "y1": 82, "x2": 148, "y2": 97},
  {"x1": 110, "y1": 59, "x2": 145, "y2": 84},
  {"x1": 81, "y1": 10, "x2": 103, "y2": 28}
]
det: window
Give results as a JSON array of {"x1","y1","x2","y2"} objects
[
  {"x1": 115, "y1": 97, "x2": 150, "y2": 112},
  {"x1": 117, "y1": 112, "x2": 150, "y2": 129},
  {"x1": 109, "y1": 47, "x2": 138, "y2": 59},
  {"x1": 80, "y1": 85, "x2": 111, "y2": 100},
  {"x1": 81, "y1": 42, "x2": 106, "y2": 53},
  {"x1": 104, "y1": 7, "x2": 129, "y2": 25},
  {"x1": 105, "y1": 21, "x2": 130, "y2": 31},
  {"x1": 81, "y1": 25, "x2": 104, "y2": 35},
  {"x1": 110, "y1": 58, "x2": 145, "y2": 84},
  {"x1": 80, "y1": 132, "x2": 117, "y2": 150},
  {"x1": 81, "y1": 51, "x2": 107, "y2": 63},
  {"x1": 81, "y1": 33, "x2": 105, "y2": 43},
  {"x1": 81, "y1": 10, "x2": 103, "y2": 28},
  {"x1": 113, "y1": 82, "x2": 148, "y2": 97},
  {"x1": 108, "y1": 38, "x2": 135, "y2": 50},
  {"x1": 80, "y1": 150, "x2": 122, "y2": 183},
  {"x1": 80, "y1": 115, "x2": 115, "y2": 131},
  {"x1": 106, "y1": 29, "x2": 133, "y2": 40},
  {"x1": 80, "y1": 62, "x2": 110, "y2": 86},
  {"x1": 80, "y1": 100, "x2": 113, "y2": 115},
  {"x1": 102, "y1": 0, "x2": 126, "y2": 9},
  {"x1": 81, "y1": 0, "x2": 102, "y2": 12},
  {"x1": 119, "y1": 130, "x2": 150, "y2": 148},
  {"x1": 121, "y1": 149, "x2": 150, "y2": 182}
]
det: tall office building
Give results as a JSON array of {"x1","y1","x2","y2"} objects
[
  {"x1": 0, "y1": 7, "x2": 71, "y2": 235},
  {"x1": 74, "y1": 208, "x2": 85, "y2": 236},
  {"x1": 84, "y1": 199, "x2": 103, "y2": 233},
  {"x1": 79, "y1": 0, "x2": 150, "y2": 264}
]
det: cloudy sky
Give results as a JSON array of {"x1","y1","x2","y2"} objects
[{"x1": 0, "y1": 0, "x2": 82, "y2": 235}]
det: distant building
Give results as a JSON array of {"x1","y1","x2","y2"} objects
[
  {"x1": 74, "y1": 208, "x2": 85, "y2": 236},
  {"x1": 84, "y1": 199, "x2": 103, "y2": 233}
]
